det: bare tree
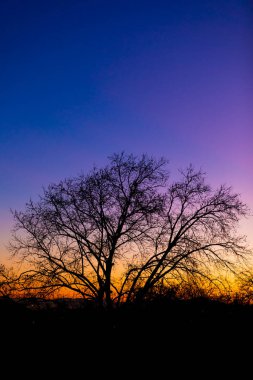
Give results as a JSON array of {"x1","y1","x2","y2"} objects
[
  {"x1": 0, "y1": 264, "x2": 17, "y2": 297},
  {"x1": 10, "y1": 153, "x2": 249, "y2": 307},
  {"x1": 236, "y1": 269, "x2": 253, "y2": 303}
]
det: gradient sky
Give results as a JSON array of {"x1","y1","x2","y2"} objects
[{"x1": 0, "y1": 0, "x2": 252, "y2": 262}]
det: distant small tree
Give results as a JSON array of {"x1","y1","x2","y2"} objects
[
  {"x1": 0, "y1": 264, "x2": 16, "y2": 297},
  {"x1": 237, "y1": 270, "x2": 253, "y2": 303},
  {"x1": 10, "y1": 153, "x2": 249, "y2": 307}
]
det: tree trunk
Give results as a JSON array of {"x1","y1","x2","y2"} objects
[{"x1": 105, "y1": 260, "x2": 113, "y2": 309}]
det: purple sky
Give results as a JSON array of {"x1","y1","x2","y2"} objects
[{"x1": 0, "y1": 0, "x2": 252, "y2": 262}]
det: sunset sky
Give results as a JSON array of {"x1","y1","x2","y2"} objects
[{"x1": 0, "y1": 0, "x2": 252, "y2": 263}]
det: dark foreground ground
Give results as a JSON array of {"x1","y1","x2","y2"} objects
[{"x1": 1, "y1": 296, "x2": 252, "y2": 373}]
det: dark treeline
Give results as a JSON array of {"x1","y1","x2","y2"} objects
[
  {"x1": 2, "y1": 293, "x2": 253, "y2": 340},
  {"x1": 2, "y1": 293, "x2": 253, "y2": 374}
]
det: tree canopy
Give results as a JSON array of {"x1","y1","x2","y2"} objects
[{"x1": 10, "y1": 153, "x2": 249, "y2": 307}]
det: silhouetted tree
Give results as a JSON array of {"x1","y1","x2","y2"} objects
[
  {"x1": 10, "y1": 153, "x2": 249, "y2": 307},
  {"x1": 236, "y1": 269, "x2": 253, "y2": 303},
  {"x1": 0, "y1": 264, "x2": 16, "y2": 297}
]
